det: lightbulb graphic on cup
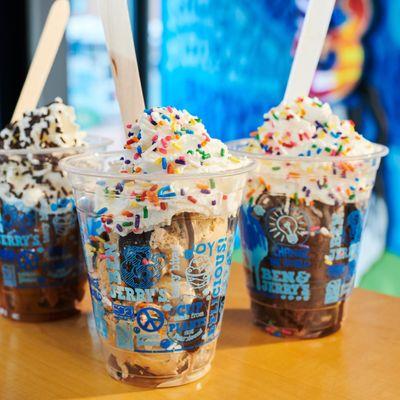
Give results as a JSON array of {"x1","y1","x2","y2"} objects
[{"x1": 267, "y1": 208, "x2": 309, "y2": 245}]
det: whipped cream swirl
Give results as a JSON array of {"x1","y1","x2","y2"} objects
[
  {"x1": 248, "y1": 96, "x2": 375, "y2": 157},
  {"x1": 1, "y1": 98, "x2": 86, "y2": 150},
  {"x1": 94, "y1": 107, "x2": 251, "y2": 235},
  {"x1": 0, "y1": 98, "x2": 87, "y2": 210},
  {"x1": 121, "y1": 106, "x2": 243, "y2": 174},
  {"x1": 240, "y1": 97, "x2": 384, "y2": 206}
]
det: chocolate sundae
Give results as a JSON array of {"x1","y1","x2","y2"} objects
[
  {"x1": 63, "y1": 106, "x2": 252, "y2": 386},
  {"x1": 0, "y1": 98, "x2": 88, "y2": 321},
  {"x1": 230, "y1": 96, "x2": 387, "y2": 338}
]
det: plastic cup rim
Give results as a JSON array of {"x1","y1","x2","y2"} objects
[
  {"x1": 60, "y1": 150, "x2": 256, "y2": 181},
  {"x1": 227, "y1": 138, "x2": 389, "y2": 163},
  {"x1": 0, "y1": 135, "x2": 113, "y2": 156}
]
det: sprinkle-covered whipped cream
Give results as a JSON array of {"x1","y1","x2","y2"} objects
[
  {"x1": 240, "y1": 97, "x2": 382, "y2": 206},
  {"x1": 0, "y1": 98, "x2": 86, "y2": 210},
  {"x1": 94, "y1": 107, "x2": 250, "y2": 235},
  {"x1": 0, "y1": 97, "x2": 86, "y2": 150},
  {"x1": 248, "y1": 96, "x2": 375, "y2": 157},
  {"x1": 121, "y1": 106, "x2": 243, "y2": 174}
]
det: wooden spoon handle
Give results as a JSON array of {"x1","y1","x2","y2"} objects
[
  {"x1": 98, "y1": 0, "x2": 145, "y2": 136},
  {"x1": 12, "y1": 0, "x2": 70, "y2": 122}
]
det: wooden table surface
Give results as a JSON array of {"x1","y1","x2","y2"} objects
[{"x1": 0, "y1": 263, "x2": 399, "y2": 400}]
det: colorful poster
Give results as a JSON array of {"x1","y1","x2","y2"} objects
[{"x1": 161, "y1": 0, "x2": 399, "y2": 256}]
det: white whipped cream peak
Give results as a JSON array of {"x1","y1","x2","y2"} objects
[
  {"x1": 94, "y1": 106, "x2": 250, "y2": 235},
  {"x1": 121, "y1": 106, "x2": 245, "y2": 174},
  {"x1": 251, "y1": 96, "x2": 374, "y2": 157},
  {"x1": 0, "y1": 98, "x2": 86, "y2": 210},
  {"x1": 0, "y1": 97, "x2": 86, "y2": 150}
]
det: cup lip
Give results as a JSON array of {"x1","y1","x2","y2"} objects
[
  {"x1": 60, "y1": 150, "x2": 256, "y2": 181},
  {"x1": 227, "y1": 138, "x2": 389, "y2": 163},
  {"x1": 0, "y1": 135, "x2": 113, "y2": 156}
]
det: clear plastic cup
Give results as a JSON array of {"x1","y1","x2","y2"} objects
[
  {"x1": 0, "y1": 136, "x2": 112, "y2": 322},
  {"x1": 229, "y1": 139, "x2": 388, "y2": 339},
  {"x1": 61, "y1": 151, "x2": 253, "y2": 387}
]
